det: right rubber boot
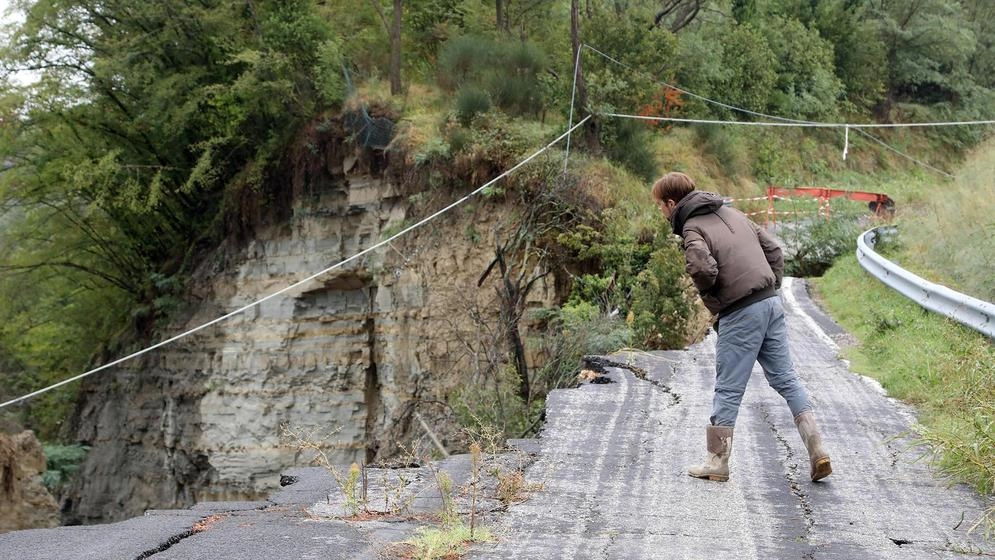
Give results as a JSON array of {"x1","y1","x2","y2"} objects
[
  {"x1": 688, "y1": 425, "x2": 734, "y2": 482},
  {"x1": 794, "y1": 411, "x2": 832, "y2": 482}
]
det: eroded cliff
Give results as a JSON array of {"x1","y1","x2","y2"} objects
[{"x1": 62, "y1": 119, "x2": 561, "y2": 523}]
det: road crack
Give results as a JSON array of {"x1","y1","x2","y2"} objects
[
  {"x1": 134, "y1": 513, "x2": 231, "y2": 559},
  {"x1": 855, "y1": 418, "x2": 902, "y2": 468},
  {"x1": 759, "y1": 405, "x2": 815, "y2": 536},
  {"x1": 602, "y1": 530, "x2": 617, "y2": 559},
  {"x1": 582, "y1": 355, "x2": 682, "y2": 405},
  {"x1": 134, "y1": 528, "x2": 198, "y2": 560}
]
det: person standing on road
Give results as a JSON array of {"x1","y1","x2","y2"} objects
[{"x1": 652, "y1": 171, "x2": 832, "y2": 483}]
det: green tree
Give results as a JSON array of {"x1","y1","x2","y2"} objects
[
  {"x1": 963, "y1": 0, "x2": 995, "y2": 89},
  {"x1": 581, "y1": 4, "x2": 678, "y2": 174},
  {"x1": 807, "y1": 0, "x2": 888, "y2": 113},
  {"x1": 755, "y1": 16, "x2": 842, "y2": 118},
  {"x1": 868, "y1": 0, "x2": 977, "y2": 113},
  {"x1": 0, "y1": 0, "x2": 343, "y2": 434},
  {"x1": 673, "y1": 22, "x2": 778, "y2": 118},
  {"x1": 630, "y1": 236, "x2": 698, "y2": 350}
]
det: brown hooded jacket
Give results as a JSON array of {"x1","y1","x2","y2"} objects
[{"x1": 670, "y1": 191, "x2": 783, "y2": 316}]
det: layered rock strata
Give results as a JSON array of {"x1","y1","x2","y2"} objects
[{"x1": 64, "y1": 125, "x2": 558, "y2": 523}]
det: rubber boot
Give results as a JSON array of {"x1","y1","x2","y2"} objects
[
  {"x1": 688, "y1": 425, "x2": 734, "y2": 482},
  {"x1": 794, "y1": 411, "x2": 832, "y2": 482}
]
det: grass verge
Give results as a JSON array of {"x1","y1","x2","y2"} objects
[{"x1": 812, "y1": 253, "x2": 994, "y2": 535}]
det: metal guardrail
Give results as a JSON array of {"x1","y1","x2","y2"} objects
[{"x1": 856, "y1": 226, "x2": 995, "y2": 339}]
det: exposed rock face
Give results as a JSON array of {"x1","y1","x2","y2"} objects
[
  {"x1": 63, "y1": 124, "x2": 560, "y2": 523},
  {"x1": 0, "y1": 431, "x2": 59, "y2": 532}
]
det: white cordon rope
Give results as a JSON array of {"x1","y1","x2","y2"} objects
[
  {"x1": 601, "y1": 112, "x2": 995, "y2": 129},
  {"x1": 724, "y1": 195, "x2": 785, "y2": 203},
  {"x1": 0, "y1": 116, "x2": 592, "y2": 411},
  {"x1": 8, "y1": 46, "x2": 989, "y2": 411},
  {"x1": 585, "y1": 44, "x2": 817, "y2": 125},
  {"x1": 584, "y1": 43, "x2": 995, "y2": 129}
]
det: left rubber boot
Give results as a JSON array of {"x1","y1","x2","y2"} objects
[
  {"x1": 687, "y1": 425, "x2": 734, "y2": 482},
  {"x1": 794, "y1": 411, "x2": 832, "y2": 482}
]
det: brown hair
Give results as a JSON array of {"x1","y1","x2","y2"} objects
[{"x1": 651, "y1": 172, "x2": 696, "y2": 204}]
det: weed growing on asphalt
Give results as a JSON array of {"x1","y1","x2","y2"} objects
[
  {"x1": 280, "y1": 424, "x2": 368, "y2": 516},
  {"x1": 378, "y1": 470, "x2": 415, "y2": 516},
  {"x1": 398, "y1": 523, "x2": 495, "y2": 560},
  {"x1": 342, "y1": 462, "x2": 365, "y2": 516},
  {"x1": 436, "y1": 469, "x2": 458, "y2": 527},
  {"x1": 394, "y1": 459, "x2": 496, "y2": 558}
]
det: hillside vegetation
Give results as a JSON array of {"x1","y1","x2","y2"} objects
[{"x1": 0, "y1": 0, "x2": 993, "y2": 462}]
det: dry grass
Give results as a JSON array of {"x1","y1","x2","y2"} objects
[
  {"x1": 652, "y1": 128, "x2": 742, "y2": 193},
  {"x1": 899, "y1": 137, "x2": 995, "y2": 301}
]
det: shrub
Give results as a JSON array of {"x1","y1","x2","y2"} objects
[
  {"x1": 781, "y1": 214, "x2": 863, "y2": 277},
  {"x1": 451, "y1": 364, "x2": 543, "y2": 440},
  {"x1": 630, "y1": 236, "x2": 700, "y2": 349},
  {"x1": 600, "y1": 118, "x2": 658, "y2": 182},
  {"x1": 437, "y1": 35, "x2": 496, "y2": 91},
  {"x1": 438, "y1": 35, "x2": 550, "y2": 119},
  {"x1": 530, "y1": 301, "x2": 634, "y2": 391},
  {"x1": 486, "y1": 41, "x2": 549, "y2": 117},
  {"x1": 42, "y1": 443, "x2": 90, "y2": 492},
  {"x1": 455, "y1": 86, "x2": 491, "y2": 126},
  {"x1": 557, "y1": 206, "x2": 698, "y2": 351}
]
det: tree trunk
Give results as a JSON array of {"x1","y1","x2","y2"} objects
[
  {"x1": 570, "y1": 0, "x2": 600, "y2": 153},
  {"x1": 389, "y1": 0, "x2": 403, "y2": 95},
  {"x1": 494, "y1": 246, "x2": 531, "y2": 405},
  {"x1": 496, "y1": 0, "x2": 506, "y2": 33}
]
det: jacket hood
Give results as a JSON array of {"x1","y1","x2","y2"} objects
[{"x1": 671, "y1": 191, "x2": 725, "y2": 235}]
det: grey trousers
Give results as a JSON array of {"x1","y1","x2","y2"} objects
[{"x1": 711, "y1": 295, "x2": 812, "y2": 426}]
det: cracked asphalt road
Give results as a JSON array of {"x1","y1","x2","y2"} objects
[
  {"x1": 1, "y1": 278, "x2": 991, "y2": 559},
  {"x1": 470, "y1": 278, "x2": 994, "y2": 559}
]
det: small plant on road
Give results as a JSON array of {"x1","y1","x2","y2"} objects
[
  {"x1": 280, "y1": 424, "x2": 368, "y2": 516},
  {"x1": 396, "y1": 523, "x2": 494, "y2": 560},
  {"x1": 378, "y1": 470, "x2": 415, "y2": 516},
  {"x1": 494, "y1": 468, "x2": 542, "y2": 505},
  {"x1": 468, "y1": 442, "x2": 481, "y2": 539},
  {"x1": 391, "y1": 456, "x2": 495, "y2": 560},
  {"x1": 341, "y1": 462, "x2": 365, "y2": 516}
]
